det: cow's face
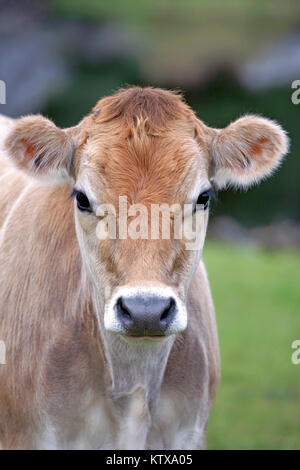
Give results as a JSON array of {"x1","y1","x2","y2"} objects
[
  {"x1": 6, "y1": 87, "x2": 288, "y2": 340},
  {"x1": 72, "y1": 111, "x2": 211, "y2": 338}
]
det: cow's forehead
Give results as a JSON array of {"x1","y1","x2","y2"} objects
[
  {"x1": 80, "y1": 121, "x2": 208, "y2": 205},
  {"x1": 75, "y1": 87, "x2": 210, "y2": 203}
]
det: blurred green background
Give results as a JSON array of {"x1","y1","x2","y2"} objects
[
  {"x1": 1, "y1": 0, "x2": 299, "y2": 449},
  {"x1": 204, "y1": 242, "x2": 300, "y2": 449},
  {"x1": 48, "y1": 0, "x2": 300, "y2": 226}
]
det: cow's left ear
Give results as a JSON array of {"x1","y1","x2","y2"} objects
[
  {"x1": 205, "y1": 115, "x2": 289, "y2": 189},
  {"x1": 5, "y1": 115, "x2": 76, "y2": 183}
]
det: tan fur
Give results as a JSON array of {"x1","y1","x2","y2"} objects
[
  {"x1": 0, "y1": 87, "x2": 287, "y2": 449},
  {"x1": 207, "y1": 115, "x2": 289, "y2": 188},
  {"x1": 5, "y1": 115, "x2": 75, "y2": 182}
]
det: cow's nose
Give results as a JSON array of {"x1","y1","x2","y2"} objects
[{"x1": 116, "y1": 295, "x2": 176, "y2": 336}]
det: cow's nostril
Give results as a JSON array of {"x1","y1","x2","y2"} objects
[
  {"x1": 117, "y1": 297, "x2": 132, "y2": 320},
  {"x1": 160, "y1": 298, "x2": 175, "y2": 322}
]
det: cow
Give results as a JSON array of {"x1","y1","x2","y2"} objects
[{"x1": 0, "y1": 87, "x2": 288, "y2": 449}]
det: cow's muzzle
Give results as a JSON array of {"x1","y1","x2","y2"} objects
[{"x1": 115, "y1": 294, "x2": 176, "y2": 336}]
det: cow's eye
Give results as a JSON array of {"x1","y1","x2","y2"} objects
[
  {"x1": 72, "y1": 190, "x2": 92, "y2": 212},
  {"x1": 195, "y1": 191, "x2": 210, "y2": 211}
]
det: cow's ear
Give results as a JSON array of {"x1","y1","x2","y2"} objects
[
  {"x1": 5, "y1": 115, "x2": 75, "y2": 183},
  {"x1": 206, "y1": 115, "x2": 289, "y2": 189}
]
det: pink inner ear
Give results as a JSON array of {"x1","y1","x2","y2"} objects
[
  {"x1": 249, "y1": 137, "x2": 269, "y2": 157},
  {"x1": 20, "y1": 138, "x2": 36, "y2": 165}
]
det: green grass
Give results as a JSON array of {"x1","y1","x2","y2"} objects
[{"x1": 204, "y1": 241, "x2": 300, "y2": 449}]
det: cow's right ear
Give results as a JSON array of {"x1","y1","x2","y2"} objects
[{"x1": 5, "y1": 115, "x2": 75, "y2": 183}]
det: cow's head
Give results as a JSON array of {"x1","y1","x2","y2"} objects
[{"x1": 5, "y1": 87, "x2": 288, "y2": 341}]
